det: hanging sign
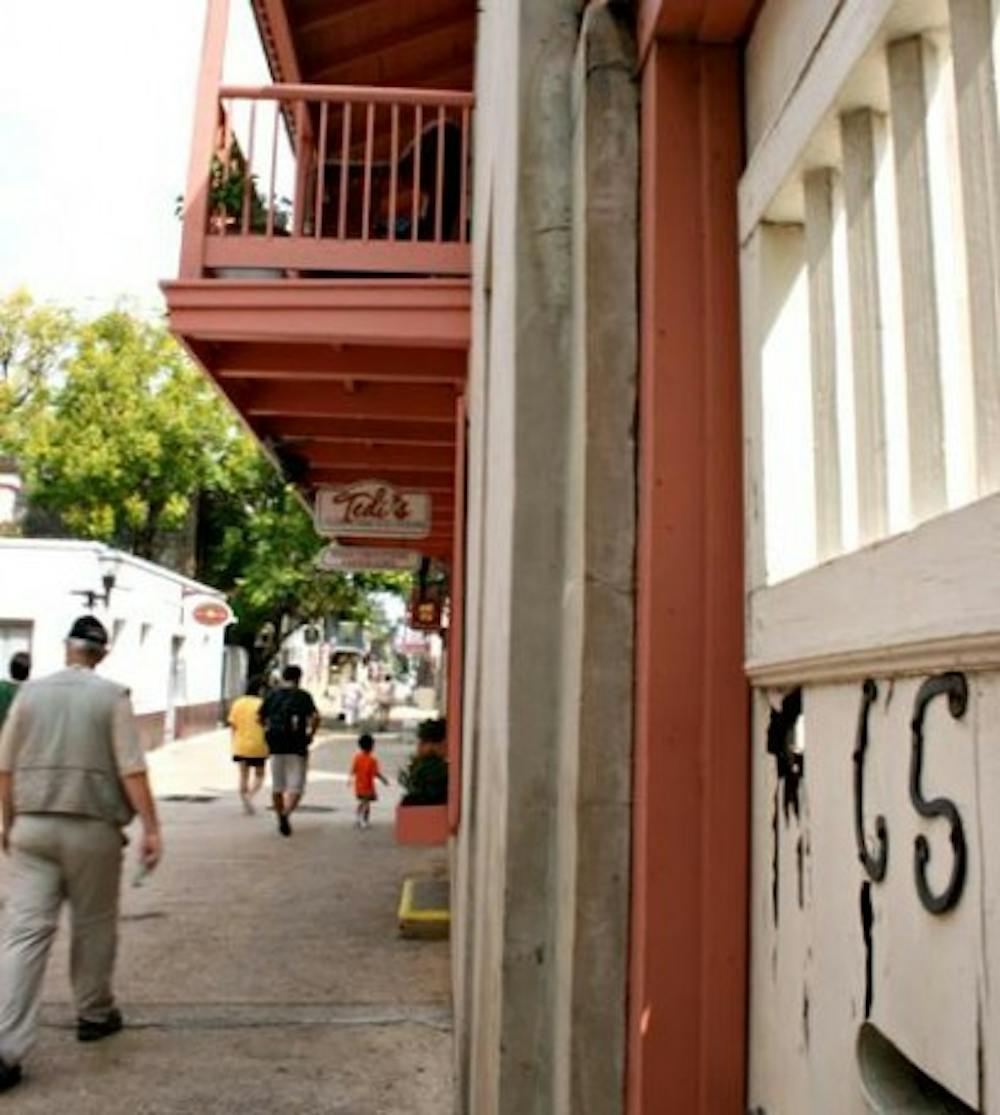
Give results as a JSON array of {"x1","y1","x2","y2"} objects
[
  {"x1": 186, "y1": 595, "x2": 234, "y2": 627},
  {"x1": 315, "y1": 481, "x2": 432, "y2": 539},
  {"x1": 314, "y1": 544, "x2": 422, "y2": 573}
]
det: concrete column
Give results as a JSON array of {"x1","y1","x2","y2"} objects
[{"x1": 455, "y1": 3, "x2": 638, "y2": 1114}]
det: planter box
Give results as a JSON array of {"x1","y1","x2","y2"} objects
[{"x1": 395, "y1": 803, "x2": 448, "y2": 846}]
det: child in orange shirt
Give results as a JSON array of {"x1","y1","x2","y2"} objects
[{"x1": 350, "y1": 733, "x2": 388, "y2": 829}]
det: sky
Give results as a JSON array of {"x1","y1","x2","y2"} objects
[{"x1": 0, "y1": 0, "x2": 268, "y2": 316}]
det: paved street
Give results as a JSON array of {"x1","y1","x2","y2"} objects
[{"x1": 0, "y1": 728, "x2": 453, "y2": 1114}]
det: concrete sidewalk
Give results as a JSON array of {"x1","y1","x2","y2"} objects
[{"x1": 0, "y1": 728, "x2": 453, "y2": 1114}]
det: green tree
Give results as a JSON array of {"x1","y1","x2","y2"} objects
[{"x1": 8, "y1": 310, "x2": 234, "y2": 559}]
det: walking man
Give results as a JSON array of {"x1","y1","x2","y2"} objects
[
  {"x1": 0, "y1": 651, "x2": 30, "y2": 731},
  {"x1": 259, "y1": 665, "x2": 319, "y2": 837},
  {"x1": 0, "y1": 616, "x2": 162, "y2": 1092}
]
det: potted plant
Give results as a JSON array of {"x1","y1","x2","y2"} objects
[
  {"x1": 176, "y1": 140, "x2": 291, "y2": 278},
  {"x1": 416, "y1": 716, "x2": 447, "y2": 755},
  {"x1": 395, "y1": 719, "x2": 449, "y2": 845}
]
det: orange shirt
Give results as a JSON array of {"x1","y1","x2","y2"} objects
[{"x1": 351, "y1": 751, "x2": 381, "y2": 798}]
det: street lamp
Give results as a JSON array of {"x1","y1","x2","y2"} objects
[{"x1": 72, "y1": 553, "x2": 122, "y2": 610}]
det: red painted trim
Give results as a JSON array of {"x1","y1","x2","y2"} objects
[
  {"x1": 162, "y1": 278, "x2": 471, "y2": 350},
  {"x1": 179, "y1": 0, "x2": 231, "y2": 279},
  {"x1": 203, "y1": 236, "x2": 470, "y2": 277},
  {"x1": 636, "y1": 0, "x2": 761, "y2": 63},
  {"x1": 447, "y1": 395, "x2": 466, "y2": 834},
  {"x1": 629, "y1": 40, "x2": 748, "y2": 1115}
]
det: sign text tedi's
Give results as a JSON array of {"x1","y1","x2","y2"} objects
[{"x1": 314, "y1": 481, "x2": 432, "y2": 539}]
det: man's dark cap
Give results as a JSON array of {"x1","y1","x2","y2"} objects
[{"x1": 67, "y1": 615, "x2": 109, "y2": 647}]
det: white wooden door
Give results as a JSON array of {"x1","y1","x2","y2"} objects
[{"x1": 741, "y1": 1, "x2": 1000, "y2": 1111}]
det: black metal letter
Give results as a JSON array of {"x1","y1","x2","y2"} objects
[
  {"x1": 853, "y1": 679, "x2": 888, "y2": 882},
  {"x1": 909, "y1": 673, "x2": 968, "y2": 915}
]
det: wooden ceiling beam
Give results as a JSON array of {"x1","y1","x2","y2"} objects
[
  {"x1": 309, "y1": 466, "x2": 455, "y2": 490},
  {"x1": 243, "y1": 380, "x2": 458, "y2": 422},
  {"x1": 296, "y1": 0, "x2": 398, "y2": 38},
  {"x1": 254, "y1": 416, "x2": 456, "y2": 446},
  {"x1": 215, "y1": 342, "x2": 466, "y2": 384},
  {"x1": 299, "y1": 442, "x2": 454, "y2": 470},
  {"x1": 312, "y1": 11, "x2": 476, "y2": 83}
]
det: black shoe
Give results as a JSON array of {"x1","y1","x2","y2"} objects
[
  {"x1": 77, "y1": 1008, "x2": 123, "y2": 1043},
  {"x1": 278, "y1": 813, "x2": 292, "y2": 837},
  {"x1": 0, "y1": 1057, "x2": 21, "y2": 1092}
]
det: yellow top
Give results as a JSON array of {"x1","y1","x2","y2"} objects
[{"x1": 227, "y1": 695, "x2": 268, "y2": 758}]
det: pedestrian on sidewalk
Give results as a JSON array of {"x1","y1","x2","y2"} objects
[
  {"x1": 227, "y1": 678, "x2": 269, "y2": 814},
  {"x1": 0, "y1": 652, "x2": 30, "y2": 731},
  {"x1": 350, "y1": 733, "x2": 388, "y2": 829},
  {"x1": 259, "y1": 665, "x2": 319, "y2": 837},
  {"x1": 0, "y1": 615, "x2": 162, "y2": 1093},
  {"x1": 376, "y1": 674, "x2": 394, "y2": 731}
]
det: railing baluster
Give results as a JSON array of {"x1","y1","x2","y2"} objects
[
  {"x1": 435, "y1": 106, "x2": 446, "y2": 242},
  {"x1": 389, "y1": 103, "x2": 399, "y2": 242},
  {"x1": 362, "y1": 101, "x2": 375, "y2": 242},
  {"x1": 242, "y1": 100, "x2": 257, "y2": 235},
  {"x1": 412, "y1": 104, "x2": 423, "y2": 242},
  {"x1": 292, "y1": 100, "x2": 308, "y2": 237},
  {"x1": 267, "y1": 99, "x2": 280, "y2": 239},
  {"x1": 338, "y1": 102, "x2": 351, "y2": 239},
  {"x1": 219, "y1": 100, "x2": 232, "y2": 236},
  {"x1": 315, "y1": 100, "x2": 328, "y2": 239},
  {"x1": 460, "y1": 107, "x2": 470, "y2": 243}
]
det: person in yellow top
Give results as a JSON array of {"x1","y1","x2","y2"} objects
[{"x1": 227, "y1": 680, "x2": 269, "y2": 814}]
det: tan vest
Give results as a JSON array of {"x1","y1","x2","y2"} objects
[{"x1": 12, "y1": 668, "x2": 134, "y2": 827}]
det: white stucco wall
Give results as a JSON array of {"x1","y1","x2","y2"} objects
[{"x1": 0, "y1": 539, "x2": 228, "y2": 720}]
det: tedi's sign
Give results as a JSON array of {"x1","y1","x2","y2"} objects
[{"x1": 315, "y1": 481, "x2": 432, "y2": 539}]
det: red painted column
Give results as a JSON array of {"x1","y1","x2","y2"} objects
[
  {"x1": 629, "y1": 40, "x2": 748, "y2": 1115},
  {"x1": 447, "y1": 394, "x2": 466, "y2": 833}
]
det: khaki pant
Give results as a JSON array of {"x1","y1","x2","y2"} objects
[{"x1": 0, "y1": 814, "x2": 123, "y2": 1064}]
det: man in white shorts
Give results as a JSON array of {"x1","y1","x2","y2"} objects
[{"x1": 258, "y1": 666, "x2": 319, "y2": 837}]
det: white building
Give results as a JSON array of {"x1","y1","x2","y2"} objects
[{"x1": 0, "y1": 539, "x2": 234, "y2": 749}]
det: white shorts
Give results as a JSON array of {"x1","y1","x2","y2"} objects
[{"x1": 270, "y1": 754, "x2": 307, "y2": 794}]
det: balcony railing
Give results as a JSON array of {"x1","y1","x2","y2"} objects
[{"x1": 180, "y1": 84, "x2": 473, "y2": 280}]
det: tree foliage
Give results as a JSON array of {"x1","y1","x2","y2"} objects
[
  {"x1": 5, "y1": 309, "x2": 234, "y2": 559},
  {"x1": 0, "y1": 293, "x2": 411, "y2": 665}
]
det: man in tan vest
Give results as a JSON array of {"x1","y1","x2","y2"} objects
[{"x1": 0, "y1": 615, "x2": 162, "y2": 1093}]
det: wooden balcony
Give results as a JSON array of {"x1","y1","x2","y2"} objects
[{"x1": 177, "y1": 83, "x2": 473, "y2": 281}]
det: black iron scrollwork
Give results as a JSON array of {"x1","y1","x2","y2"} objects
[
  {"x1": 909, "y1": 672, "x2": 968, "y2": 915},
  {"x1": 853, "y1": 679, "x2": 888, "y2": 882}
]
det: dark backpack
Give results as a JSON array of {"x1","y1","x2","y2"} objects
[{"x1": 264, "y1": 689, "x2": 308, "y2": 749}]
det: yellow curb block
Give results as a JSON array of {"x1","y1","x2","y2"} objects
[{"x1": 398, "y1": 876, "x2": 450, "y2": 940}]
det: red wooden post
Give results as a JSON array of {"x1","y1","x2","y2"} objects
[
  {"x1": 447, "y1": 393, "x2": 467, "y2": 834},
  {"x1": 292, "y1": 99, "x2": 308, "y2": 237},
  {"x1": 179, "y1": 0, "x2": 231, "y2": 277},
  {"x1": 434, "y1": 106, "x2": 446, "y2": 242},
  {"x1": 362, "y1": 101, "x2": 375, "y2": 241},
  {"x1": 314, "y1": 100, "x2": 328, "y2": 238},
  {"x1": 459, "y1": 107, "x2": 470, "y2": 243},
  {"x1": 412, "y1": 105, "x2": 423, "y2": 241},
  {"x1": 389, "y1": 103, "x2": 400, "y2": 242},
  {"x1": 338, "y1": 102, "x2": 352, "y2": 239},
  {"x1": 241, "y1": 100, "x2": 257, "y2": 235},
  {"x1": 266, "y1": 99, "x2": 280, "y2": 239},
  {"x1": 629, "y1": 39, "x2": 748, "y2": 1115}
]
